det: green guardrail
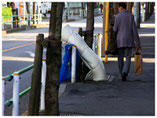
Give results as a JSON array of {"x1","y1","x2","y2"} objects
[
  {"x1": 3, "y1": 64, "x2": 33, "y2": 81},
  {"x1": 18, "y1": 64, "x2": 34, "y2": 75},
  {"x1": 4, "y1": 64, "x2": 34, "y2": 107},
  {"x1": 4, "y1": 74, "x2": 13, "y2": 81},
  {"x1": 3, "y1": 14, "x2": 42, "y2": 23},
  {"x1": 4, "y1": 87, "x2": 31, "y2": 107}
]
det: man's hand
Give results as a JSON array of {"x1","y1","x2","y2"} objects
[{"x1": 136, "y1": 46, "x2": 141, "y2": 51}]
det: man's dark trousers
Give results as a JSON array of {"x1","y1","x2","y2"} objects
[{"x1": 118, "y1": 47, "x2": 132, "y2": 76}]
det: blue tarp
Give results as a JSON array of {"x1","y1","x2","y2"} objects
[{"x1": 59, "y1": 44, "x2": 80, "y2": 84}]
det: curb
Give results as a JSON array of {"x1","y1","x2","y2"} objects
[{"x1": 2, "y1": 25, "x2": 36, "y2": 35}]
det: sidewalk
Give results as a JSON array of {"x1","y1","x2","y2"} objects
[{"x1": 59, "y1": 13, "x2": 155, "y2": 116}]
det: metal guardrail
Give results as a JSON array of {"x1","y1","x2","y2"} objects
[
  {"x1": 2, "y1": 64, "x2": 34, "y2": 116},
  {"x1": 2, "y1": 14, "x2": 42, "y2": 30}
]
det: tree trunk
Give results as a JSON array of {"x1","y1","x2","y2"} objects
[
  {"x1": 86, "y1": 3, "x2": 94, "y2": 48},
  {"x1": 113, "y1": 3, "x2": 119, "y2": 15},
  {"x1": 133, "y1": 2, "x2": 140, "y2": 28},
  {"x1": 11, "y1": 2, "x2": 17, "y2": 28},
  {"x1": 145, "y1": 2, "x2": 149, "y2": 21},
  {"x1": 45, "y1": 2, "x2": 64, "y2": 115},
  {"x1": 127, "y1": 2, "x2": 133, "y2": 13},
  {"x1": 108, "y1": 3, "x2": 114, "y2": 40},
  {"x1": 33, "y1": 2, "x2": 36, "y2": 24},
  {"x1": 26, "y1": 2, "x2": 31, "y2": 26},
  {"x1": 80, "y1": 2, "x2": 94, "y2": 80}
]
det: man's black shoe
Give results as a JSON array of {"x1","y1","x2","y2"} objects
[
  {"x1": 122, "y1": 73, "x2": 127, "y2": 81},
  {"x1": 122, "y1": 76, "x2": 126, "y2": 81}
]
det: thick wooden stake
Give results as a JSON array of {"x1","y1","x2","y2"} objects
[{"x1": 28, "y1": 34, "x2": 44, "y2": 115}]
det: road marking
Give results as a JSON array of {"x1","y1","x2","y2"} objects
[
  {"x1": 25, "y1": 51, "x2": 35, "y2": 57},
  {"x1": 2, "y1": 42, "x2": 35, "y2": 53},
  {"x1": 2, "y1": 56, "x2": 34, "y2": 62}
]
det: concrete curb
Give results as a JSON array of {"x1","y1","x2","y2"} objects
[{"x1": 2, "y1": 25, "x2": 36, "y2": 35}]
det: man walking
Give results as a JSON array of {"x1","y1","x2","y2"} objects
[{"x1": 113, "y1": 3, "x2": 141, "y2": 81}]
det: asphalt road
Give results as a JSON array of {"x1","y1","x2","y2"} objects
[{"x1": 2, "y1": 27, "x2": 49, "y2": 115}]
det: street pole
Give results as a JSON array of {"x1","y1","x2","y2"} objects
[
  {"x1": 104, "y1": 2, "x2": 109, "y2": 63},
  {"x1": 102, "y1": 2, "x2": 106, "y2": 56}
]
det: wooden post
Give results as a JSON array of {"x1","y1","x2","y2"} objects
[{"x1": 28, "y1": 34, "x2": 44, "y2": 115}]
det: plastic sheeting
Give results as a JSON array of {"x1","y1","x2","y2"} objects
[{"x1": 59, "y1": 44, "x2": 80, "y2": 84}]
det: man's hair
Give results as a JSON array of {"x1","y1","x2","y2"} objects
[{"x1": 119, "y1": 3, "x2": 126, "y2": 9}]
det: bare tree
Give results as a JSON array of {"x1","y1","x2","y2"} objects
[
  {"x1": 10, "y1": 2, "x2": 17, "y2": 28},
  {"x1": 44, "y1": 2, "x2": 64, "y2": 115},
  {"x1": 86, "y1": 3, "x2": 94, "y2": 48},
  {"x1": 26, "y1": 2, "x2": 31, "y2": 26},
  {"x1": 33, "y1": 2, "x2": 36, "y2": 24},
  {"x1": 80, "y1": 2, "x2": 95, "y2": 80}
]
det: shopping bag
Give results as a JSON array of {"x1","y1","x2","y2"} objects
[{"x1": 134, "y1": 50, "x2": 143, "y2": 74}]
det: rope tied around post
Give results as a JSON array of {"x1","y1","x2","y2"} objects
[{"x1": 41, "y1": 36, "x2": 61, "y2": 48}]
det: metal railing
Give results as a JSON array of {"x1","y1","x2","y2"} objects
[
  {"x1": 2, "y1": 14, "x2": 42, "y2": 30},
  {"x1": 2, "y1": 49, "x2": 77, "y2": 116},
  {"x1": 2, "y1": 59, "x2": 46, "y2": 116}
]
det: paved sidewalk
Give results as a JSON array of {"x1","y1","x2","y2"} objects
[{"x1": 59, "y1": 13, "x2": 155, "y2": 116}]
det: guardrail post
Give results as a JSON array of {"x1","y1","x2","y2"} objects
[
  {"x1": 98, "y1": 33, "x2": 102, "y2": 59},
  {"x1": 2, "y1": 17, "x2": 4, "y2": 30},
  {"x1": 41, "y1": 14, "x2": 42, "y2": 22},
  {"x1": 80, "y1": 9, "x2": 82, "y2": 17},
  {"x1": 11, "y1": 16, "x2": 13, "y2": 29},
  {"x1": 40, "y1": 59, "x2": 46, "y2": 111},
  {"x1": 19, "y1": 15, "x2": 21, "y2": 28},
  {"x1": 27, "y1": 14, "x2": 29, "y2": 26},
  {"x1": 37, "y1": 14, "x2": 39, "y2": 24},
  {"x1": 35, "y1": 14, "x2": 36, "y2": 24},
  {"x1": 92, "y1": 34, "x2": 97, "y2": 54},
  {"x1": 71, "y1": 46, "x2": 76, "y2": 83},
  {"x1": 12, "y1": 72, "x2": 20, "y2": 116},
  {"x1": 2, "y1": 77, "x2": 6, "y2": 116},
  {"x1": 28, "y1": 34, "x2": 44, "y2": 115},
  {"x1": 30, "y1": 14, "x2": 32, "y2": 25}
]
